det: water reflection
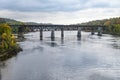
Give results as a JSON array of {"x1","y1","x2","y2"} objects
[
  {"x1": 61, "y1": 38, "x2": 64, "y2": 44},
  {"x1": 0, "y1": 62, "x2": 6, "y2": 80},
  {"x1": 50, "y1": 42, "x2": 57, "y2": 47},
  {"x1": 111, "y1": 43, "x2": 120, "y2": 49},
  {"x1": 0, "y1": 62, "x2": 6, "y2": 68},
  {"x1": 0, "y1": 69, "x2": 1, "y2": 80},
  {"x1": 77, "y1": 37, "x2": 81, "y2": 41}
]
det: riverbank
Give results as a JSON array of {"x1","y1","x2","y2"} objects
[
  {"x1": 0, "y1": 45, "x2": 22, "y2": 61},
  {"x1": 0, "y1": 37, "x2": 24, "y2": 61}
]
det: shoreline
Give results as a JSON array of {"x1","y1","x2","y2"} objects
[
  {"x1": 0, "y1": 45, "x2": 22, "y2": 61},
  {"x1": 0, "y1": 37, "x2": 24, "y2": 61}
]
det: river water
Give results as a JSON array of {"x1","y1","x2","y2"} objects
[{"x1": 0, "y1": 31, "x2": 120, "y2": 80}]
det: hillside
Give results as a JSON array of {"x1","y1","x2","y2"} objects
[
  {"x1": 24, "y1": 22, "x2": 53, "y2": 25},
  {"x1": 0, "y1": 18, "x2": 24, "y2": 25},
  {"x1": 0, "y1": 18, "x2": 52, "y2": 25},
  {"x1": 81, "y1": 17, "x2": 120, "y2": 26},
  {"x1": 81, "y1": 17, "x2": 120, "y2": 35}
]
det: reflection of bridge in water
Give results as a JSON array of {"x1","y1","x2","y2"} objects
[{"x1": 10, "y1": 25, "x2": 107, "y2": 41}]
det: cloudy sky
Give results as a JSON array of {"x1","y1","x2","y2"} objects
[{"x1": 0, "y1": 0, "x2": 120, "y2": 24}]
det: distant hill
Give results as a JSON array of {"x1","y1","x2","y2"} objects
[
  {"x1": 0, "y1": 18, "x2": 53, "y2": 25},
  {"x1": 1, "y1": 17, "x2": 120, "y2": 26},
  {"x1": 24, "y1": 22, "x2": 39, "y2": 25},
  {"x1": 0, "y1": 18, "x2": 24, "y2": 25},
  {"x1": 81, "y1": 17, "x2": 120, "y2": 26}
]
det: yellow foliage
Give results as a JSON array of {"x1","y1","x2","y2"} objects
[
  {"x1": 11, "y1": 34, "x2": 16, "y2": 47},
  {"x1": 0, "y1": 23, "x2": 17, "y2": 49},
  {"x1": 104, "y1": 21, "x2": 111, "y2": 26},
  {"x1": 11, "y1": 34, "x2": 15, "y2": 39},
  {"x1": 2, "y1": 33, "x2": 7, "y2": 39}
]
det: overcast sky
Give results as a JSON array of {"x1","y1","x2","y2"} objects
[{"x1": 0, "y1": 0, "x2": 120, "y2": 24}]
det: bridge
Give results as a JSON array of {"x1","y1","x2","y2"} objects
[{"x1": 10, "y1": 24, "x2": 107, "y2": 41}]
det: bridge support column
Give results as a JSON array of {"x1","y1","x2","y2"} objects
[
  {"x1": 18, "y1": 27, "x2": 24, "y2": 40},
  {"x1": 51, "y1": 29, "x2": 55, "y2": 41},
  {"x1": 40, "y1": 28, "x2": 43, "y2": 40},
  {"x1": 91, "y1": 27, "x2": 95, "y2": 35},
  {"x1": 77, "y1": 27, "x2": 81, "y2": 40},
  {"x1": 61, "y1": 28, "x2": 64, "y2": 39},
  {"x1": 97, "y1": 27, "x2": 102, "y2": 36}
]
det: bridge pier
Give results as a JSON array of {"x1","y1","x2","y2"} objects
[
  {"x1": 61, "y1": 28, "x2": 64, "y2": 39},
  {"x1": 18, "y1": 27, "x2": 24, "y2": 40},
  {"x1": 51, "y1": 29, "x2": 55, "y2": 41},
  {"x1": 40, "y1": 28, "x2": 43, "y2": 40},
  {"x1": 97, "y1": 27, "x2": 102, "y2": 36},
  {"x1": 77, "y1": 27, "x2": 81, "y2": 39},
  {"x1": 91, "y1": 27, "x2": 95, "y2": 35}
]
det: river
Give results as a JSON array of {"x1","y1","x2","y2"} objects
[{"x1": 0, "y1": 31, "x2": 120, "y2": 80}]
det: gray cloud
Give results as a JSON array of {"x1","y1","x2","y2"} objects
[
  {"x1": 0, "y1": 0, "x2": 120, "y2": 12},
  {"x1": 0, "y1": 0, "x2": 120, "y2": 24}
]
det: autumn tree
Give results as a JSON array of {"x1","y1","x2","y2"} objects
[{"x1": 0, "y1": 23, "x2": 17, "y2": 50}]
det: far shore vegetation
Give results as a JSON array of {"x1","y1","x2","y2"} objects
[{"x1": 81, "y1": 17, "x2": 120, "y2": 35}]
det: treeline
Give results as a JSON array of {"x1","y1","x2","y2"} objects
[
  {"x1": 0, "y1": 18, "x2": 23, "y2": 25},
  {"x1": 0, "y1": 17, "x2": 52, "y2": 25},
  {"x1": 81, "y1": 17, "x2": 120, "y2": 35},
  {"x1": 81, "y1": 17, "x2": 120, "y2": 25}
]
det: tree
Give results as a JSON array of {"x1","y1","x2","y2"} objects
[
  {"x1": 0, "y1": 23, "x2": 17, "y2": 50},
  {"x1": 104, "y1": 21, "x2": 111, "y2": 26}
]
